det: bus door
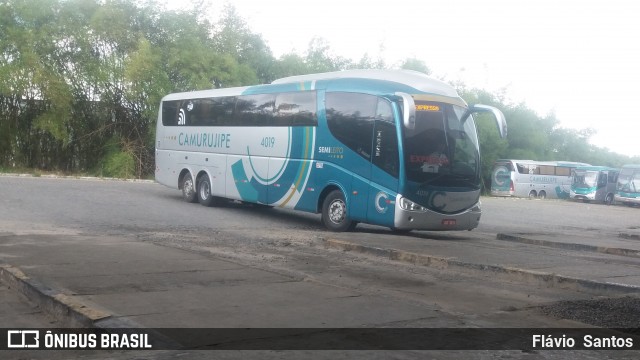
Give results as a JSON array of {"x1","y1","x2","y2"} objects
[
  {"x1": 367, "y1": 118, "x2": 400, "y2": 227},
  {"x1": 595, "y1": 171, "x2": 608, "y2": 200},
  {"x1": 600, "y1": 170, "x2": 619, "y2": 200}
]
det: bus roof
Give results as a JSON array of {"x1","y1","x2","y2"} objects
[
  {"x1": 272, "y1": 69, "x2": 460, "y2": 98},
  {"x1": 161, "y1": 69, "x2": 466, "y2": 106},
  {"x1": 574, "y1": 165, "x2": 618, "y2": 172},
  {"x1": 621, "y1": 164, "x2": 640, "y2": 169},
  {"x1": 495, "y1": 159, "x2": 590, "y2": 167},
  {"x1": 161, "y1": 86, "x2": 250, "y2": 102}
]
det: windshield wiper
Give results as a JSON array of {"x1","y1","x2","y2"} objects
[
  {"x1": 420, "y1": 173, "x2": 477, "y2": 188},
  {"x1": 448, "y1": 174, "x2": 478, "y2": 187},
  {"x1": 420, "y1": 174, "x2": 448, "y2": 188}
]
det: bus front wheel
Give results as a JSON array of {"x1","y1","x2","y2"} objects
[
  {"x1": 180, "y1": 173, "x2": 197, "y2": 203},
  {"x1": 322, "y1": 190, "x2": 356, "y2": 232},
  {"x1": 605, "y1": 193, "x2": 614, "y2": 205}
]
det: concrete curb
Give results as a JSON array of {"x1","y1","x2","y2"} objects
[
  {"x1": 496, "y1": 233, "x2": 640, "y2": 258},
  {"x1": 619, "y1": 232, "x2": 640, "y2": 241},
  {"x1": 0, "y1": 263, "x2": 184, "y2": 348},
  {"x1": 324, "y1": 239, "x2": 640, "y2": 296},
  {"x1": 0, "y1": 264, "x2": 109, "y2": 327}
]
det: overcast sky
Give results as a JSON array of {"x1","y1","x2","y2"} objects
[{"x1": 162, "y1": 0, "x2": 640, "y2": 157}]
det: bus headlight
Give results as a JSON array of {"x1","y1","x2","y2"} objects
[{"x1": 399, "y1": 197, "x2": 427, "y2": 212}]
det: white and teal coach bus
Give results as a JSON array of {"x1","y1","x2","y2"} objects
[
  {"x1": 570, "y1": 166, "x2": 619, "y2": 204},
  {"x1": 491, "y1": 159, "x2": 589, "y2": 199},
  {"x1": 615, "y1": 164, "x2": 640, "y2": 206},
  {"x1": 155, "y1": 70, "x2": 507, "y2": 232}
]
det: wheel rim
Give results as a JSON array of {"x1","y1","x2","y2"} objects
[
  {"x1": 184, "y1": 178, "x2": 194, "y2": 196},
  {"x1": 199, "y1": 181, "x2": 210, "y2": 200},
  {"x1": 328, "y1": 199, "x2": 346, "y2": 224}
]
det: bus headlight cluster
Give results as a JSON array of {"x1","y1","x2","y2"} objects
[{"x1": 399, "y1": 197, "x2": 427, "y2": 212}]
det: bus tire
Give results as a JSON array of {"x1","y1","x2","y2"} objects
[
  {"x1": 605, "y1": 193, "x2": 614, "y2": 205},
  {"x1": 538, "y1": 191, "x2": 546, "y2": 199},
  {"x1": 322, "y1": 190, "x2": 356, "y2": 232},
  {"x1": 180, "y1": 173, "x2": 197, "y2": 203},
  {"x1": 197, "y1": 175, "x2": 219, "y2": 207},
  {"x1": 528, "y1": 190, "x2": 537, "y2": 199}
]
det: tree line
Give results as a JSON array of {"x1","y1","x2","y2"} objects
[{"x1": 1, "y1": 0, "x2": 638, "y2": 189}]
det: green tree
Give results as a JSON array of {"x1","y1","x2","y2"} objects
[
  {"x1": 212, "y1": 4, "x2": 272, "y2": 84},
  {"x1": 1, "y1": 0, "x2": 265, "y2": 176},
  {"x1": 400, "y1": 58, "x2": 431, "y2": 75}
]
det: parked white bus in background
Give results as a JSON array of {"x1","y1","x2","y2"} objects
[
  {"x1": 570, "y1": 166, "x2": 619, "y2": 204},
  {"x1": 491, "y1": 159, "x2": 589, "y2": 199},
  {"x1": 615, "y1": 164, "x2": 640, "y2": 206}
]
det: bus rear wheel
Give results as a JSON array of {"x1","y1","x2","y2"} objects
[
  {"x1": 322, "y1": 190, "x2": 356, "y2": 232},
  {"x1": 180, "y1": 173, "x2": 197, "y2": 203},
  {"x1": 538, "y1": 191, "x2": 546, "y2": 199},
  {"x1": 528, "y1": 190, "x2": 537, "y2": 199},
  {"x1": 197, "y1": 175, "x2": 220, "y2": 207}
]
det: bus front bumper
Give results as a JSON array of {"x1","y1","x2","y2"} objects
[
  {"x1": 570, "y1": 191, "x2": 595, "y2": 201},
  {"x1": 490, "y1": 190, "x2": 513, "y2": 197},
  {"x1": 393, "y1": 198, "x2": 482, "y2": 231},
  {"x1": 614, "y1": 194, "x2": 640, "y2": 205}
]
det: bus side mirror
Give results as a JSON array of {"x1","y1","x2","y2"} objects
[
  {"x1": 396, "y1": 92, "x2": 415, "y2": 130},
  {"x1": 462, "y1": 104, "x2": 507, "y2": 139}
]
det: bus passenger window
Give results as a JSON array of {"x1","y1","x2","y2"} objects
[
  {"x1": 274, "y1": 91, "x2": 317, "y2": 126},
  {"x1": 539, "y1": 166, "x2": 555, "y2": 175},
  {"x1": 210, "y1": 97, "x2": 236, "y2": 125},
  {"x1": 235, "y1": 94, "x2": 275, "y2": 126},
  {"x1": 162, "y1": 101, "x2": 179, "y2": 126}
]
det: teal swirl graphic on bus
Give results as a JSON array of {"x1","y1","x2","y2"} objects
[
  {"x1": 492, "y1": 165, "x2": 511, "y2": 192},
  {"x1": 232, "y1": 126, "x2": 315, "y2": 207}
]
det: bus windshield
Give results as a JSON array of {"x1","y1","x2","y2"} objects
[
  {"x1": 572, "y1": 170, "x2": 598, "y2": 188},
  {"x1": 404, "y1": 102, "x2": 479, "y2": 187},
  {"x1": 618, "y1": 168, "x2": 640, "y2": 193}
]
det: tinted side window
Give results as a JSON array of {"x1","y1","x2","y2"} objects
[
  {"x1": 162, "y1": 98, "x2": 236, "y2": 126},
  {"x1": 190, "y1": 97, "x2": 237, "y2": 126},
  {"x1": 539, "y1": 166, "x2": 555, "y2": 175},
  {"x1": 161, "y1": 92, "x2": 316, "y2": 127},
  {"x1": 516, "y1": 164, "x2": 539, "y2": 174},
  {"x1": 162, "y1": 100, "x2": 193, "y2": 126},
  {"x1": 326, "y1": 92, "x2": 377, "y2": 160},
  {"x1": 516, "y1": 163, "x2": 528, "y2": 174},
  {"x1": 274, "y1": 91, "x2": 317, "y2": 126},
  {"x1": 162, "y1": 101, "x2": 179, "y2": 126},
  {"x1": 208, "y1": 97, "x2": 236, "y2": 125},
  {"x1": 235, "y1": 94, "x2": 275, "y2": 126}
]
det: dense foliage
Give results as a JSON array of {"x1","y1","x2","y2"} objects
[{"x1": 1, "y1": 0, "x2": 638, "y2": 187}]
